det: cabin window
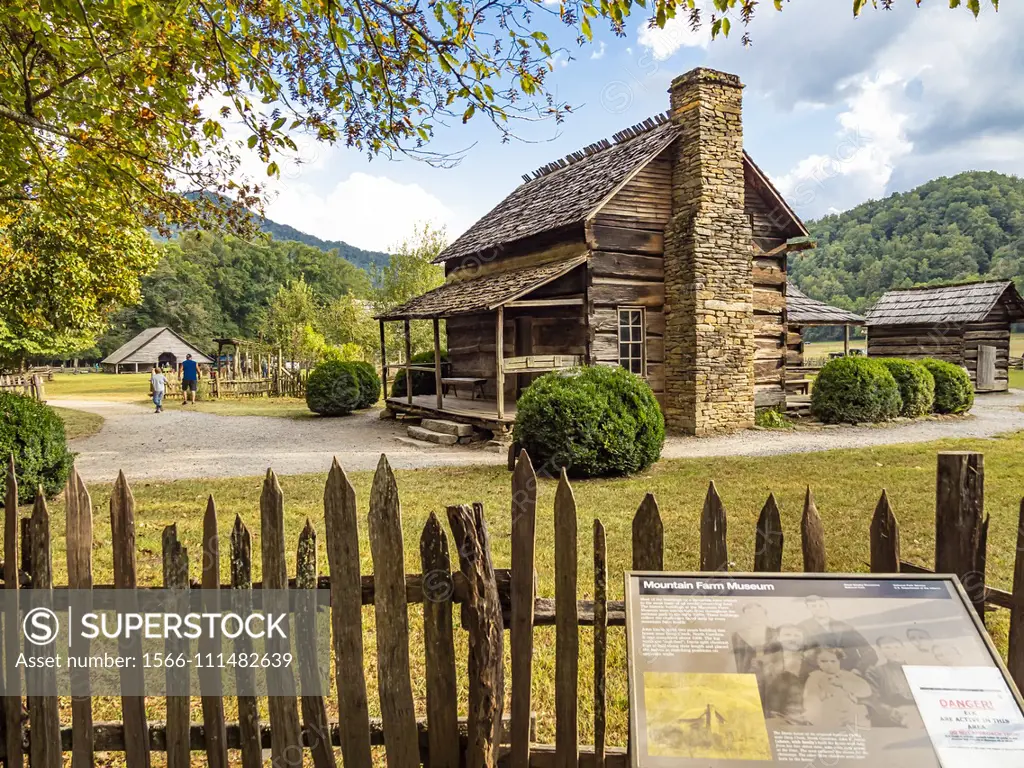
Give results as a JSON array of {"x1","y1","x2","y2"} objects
[{"x1": 617, "y1": 307, "x2": 646, "y2": 376}]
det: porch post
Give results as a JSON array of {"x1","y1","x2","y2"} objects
[
  {"x1": 379, "y1": 319, "x2": 389, "y2": 401},
  {"x1": 843, "y1": 325, "x2": 850, "y2": 356},
  {"x1": 495, "y1": 306, "x2": 505, "y2": 419},
  {"x1": 404, "y1": 319, "x2": 413, "y2": 405},
  {"x1": 433, "y1": 318, "x2": 443, "y2": 410},
  {"x1": 216, "y1": 340, "x2": 223, "y2": 376}
]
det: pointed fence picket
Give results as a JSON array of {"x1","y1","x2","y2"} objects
[{"x1": 0, "y1": 448, "x2": 1021, "y2": 767}]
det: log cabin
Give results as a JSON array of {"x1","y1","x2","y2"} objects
[
  {"x1": 377, "y1": 67, "x2": 812, "y2": 436},
  {"x1": 785, "y1": 283, "x2": 866, "y2": 367},
  {"x1": 865, "y1": 280, "x2": 1024, "y2": 392}
]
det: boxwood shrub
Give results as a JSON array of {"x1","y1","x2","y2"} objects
[
  {"x1": 922, "y1": 358, "x2": 974, "y2": 414},
  {"x1": 512, "y1": 365, "x2": 665, "y2": 478},
  {"x1": 391, "y1": 349, "x2": 447, "y2": 398},
  {"x1": 350, "y1": 361, "x2": 381, "y2": 409},
  {"x1": 810, "y1": 357, "x2": 902, "y2": 424},
  {"x1": 0, "y1": 392, "x2": 74, "y2": 504},
  {"x1": 877, "y1": 358, "x2": 935, "y2": 417},
  {"x1": 305, "y1": 360, "x2": 363, "y2": 416}
]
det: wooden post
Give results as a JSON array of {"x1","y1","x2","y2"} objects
[
  {"x1": 801, "y1": 488, "x2": 827, "y2": 573},
  {"x1": 843, "y1": 324, "x2": 850, "y2": 356},
  {"x1": 433, "y1": 318, "x2": 443, "y2": 410},
  {"x1": 936, "y1": 451, "x2": 986, "y2": 621},
  {"x1": 553, "y1": 470, "x2": 579, "y2": 768},
  {"x1": 29, "y1": 491, "x2": 60, "y2": 768},
  {"x1": 162, "y1": 524, "x2": 190, "y2": 768},
  {"x1": 230, "y1": 516, "x2": 262, "y2": 768},
  {"x1": 632, "y1": 493, "x2": 663, "y2": 571},
  {"x1": 754, "y1": 494, "x2": 783, "y2": 572},
  {"x1": 379, "y1": 320, "x2": 389, "y2": 401},
  {"x1": 200, "y1": 498, "x2": 228, "y2": 768},
  {"x1": 323, "y1": 460, "x2": 373, "y2": 768},
  {"x1": 4, "y1": 456, "x2": 22, "y2": 768},
  {"x1": 495, "y1": 307, "x2": 505, "y2": 419},
  {"x1": 870, "y1": 490, "x2": 900, "y2": 573},
  {"x1": 510, "y1": 451, "x2": 537, "y2": 767},
  {"x1": 404, "y1": 319, "x2": 413, "y2": 405},
  {"x1": 593, "y1": 519, "x2": 607, "y2": 768},
  {"x1": 700, "y1": 481, "x2": 728, "y2": 572},
  {"x1": 1008, "y1": 498, "x2": 1024, "y2": 689},
  {"x1": 66, "y1": 467, "x2": 94, "y2": 768}
]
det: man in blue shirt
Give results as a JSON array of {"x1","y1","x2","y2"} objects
[{"x1": 179, "y1": 353, "x2": 199, "y2": 405}]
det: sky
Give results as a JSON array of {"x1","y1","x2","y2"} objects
[{"x1": 237, "y1": 2, "x2": 1019, "y2": 254}]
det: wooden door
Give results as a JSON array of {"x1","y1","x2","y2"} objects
[{"x1": 977, "y1": 344, "x2": 997, "y2": 391}]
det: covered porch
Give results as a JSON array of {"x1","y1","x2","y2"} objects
[{"x1": 376, "y1": 257, "x2": 589, "y2": 433}]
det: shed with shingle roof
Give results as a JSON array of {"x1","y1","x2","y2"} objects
[
  {"x1": 785, "y1": 283, "x2": 866, "y2": 368},
  {"x1": 101, "y1": 327, "x2": 213, "y2": 373},
  {"x1": 865, "y1": 280, "x2": 1024, "y2": 392}
]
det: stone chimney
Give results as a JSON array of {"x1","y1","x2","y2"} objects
[{"x1": 662, "y1": 68, "x2": 754, "y2": 435}]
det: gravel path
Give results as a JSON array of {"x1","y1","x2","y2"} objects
[{"x1": 55, "y1": 390, "x2": 1024, "y2": 482}]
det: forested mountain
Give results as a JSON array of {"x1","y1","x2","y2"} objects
[
  {"x1": 93, "y1": 232, "x2": 372, "y2": 357},
  {"x1": 789, "y1": 171, "x2": 1024, "y2": 313},
  {"x1": 254, "y1": 215, "x2": 390, "y2": 271}
]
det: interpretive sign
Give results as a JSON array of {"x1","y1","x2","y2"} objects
[{"x1": 624, "y1": 573, "x2": 1024, "y2": 767}]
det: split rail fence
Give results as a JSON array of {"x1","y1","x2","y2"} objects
[
  {"x1": 0, "y1": 448, "x2": 1020, "y2": 768},
  {"x1": 0, "y1": 375, "x2": 45, "y2": 402}
]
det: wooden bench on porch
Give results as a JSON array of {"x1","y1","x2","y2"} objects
[{"x1": 442, "y1": 377, "x2": 488, "y2": 399}]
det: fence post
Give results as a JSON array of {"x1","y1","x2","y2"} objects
[
  {"x1": 593, "y1": 519, "x2": 607, "y2": 768},
  {"x1": 935, "y1": 451, "x2": 986, "y2": 621},
  {"x1": 66, "y1": 466, "x2": 94, "y2": 768},
  {"x1": 28, "y1": 490, "x2": 60, "y2": 768},
  {"x1": 700, "y1": 481, "x2": 728, "y2": 572},
  {"x1": 323, "y1": 460, "x2": 373, "y2": 768},
  {"x1": 110, "y1": 471, "x2": 151, "y2": 768},
  {"x1": 161, "y1": 524, "x2": 190, "y2": 768},
  {"x1": 230, "y1": 516, "x2": 263, "y2": 768},
  {"x1": 632, "y1": 494, "x2": 663, "y2": 571},
  {"x1": 554, "y1": 470, "x2": 579, "y2": 768},
  {"x1": 200, "y1": 497, "x2": 228, "y2": 768},
  {"x1": 260, "y1": 469, "x2": 303, "y2": 764},
  {"x1": 510, "y1": 451, "x2": 537, "y2": 768},
  {"x1": 1008, "y1": 498, "x2": 1024, "y2": 690},
  {"x1": 754, "y1": 494, "x2": 783, "y2": 572},
  {"x1": 869, "y1": 490, "x2": 900, "y2": 573},
  {"x1": 4, "y1": 456, "x2": 22, "y2": 768},
  {"x1": 801, "y1": 488, "x2": 826, "y2": 573},
  {"x1": 368, "y1": 456, "x2": 419, "y2": 768},
  {"x1": 296, "y1": 521, "x2": 337, "y2": 768},
  {"x1": 420, "y1": 512, "x2": 459, "y2": 768},
  {"x1": 447, "y1": 502, "x2": 504, "y2": 768}
]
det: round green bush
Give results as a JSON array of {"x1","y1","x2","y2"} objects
[
  {"x1": 0, "y1": 393, "x2": 74, "y2": 504},
  {"x1": 877, "y1": 359, "x2": 935, "y2": 417},
  {"x1": 512, "y1": 366, "x2": 665, "y2": 478},
  {"x1": 350, "y1": 361, "x2": 381, "y2": 409},
  {"x1": 810, "y1": 357, "x2": 902, "y2": 424},
  {"x1": 921, "y1": 358, "x2": 974, "y2": 414},
  {"x1": 391, "y1": 349, "x2": 447, "y2": 398},
  {"x1": 305, "y1": 360, "x2": 362, "y2": 416}
]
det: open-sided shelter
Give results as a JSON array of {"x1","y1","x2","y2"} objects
[
  {"x1": 865, "y1": 280, "x2": 1024, "y2": 392},
  {"x1": 377, "y1": 67, "x2": 812, "y2": 436},
  {"x1": 785, "y1": 283, "x2": 866, "y2": 366},
  {"x1": 101, "y1": 327, "x2": 213, "y2": 373}
]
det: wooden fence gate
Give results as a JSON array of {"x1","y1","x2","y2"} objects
[{"x1": 0, "y1": 448, "x2": 1020, "y2": 767}]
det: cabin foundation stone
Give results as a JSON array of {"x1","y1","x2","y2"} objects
[{"x1": 663, "y1": 68, "x2": 755, "y2": 435}]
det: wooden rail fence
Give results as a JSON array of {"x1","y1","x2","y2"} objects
[
  {"x1": 0, "y1": 448, "x2": 1019, "y2": 767},
  {"x1": 0, "y1": 374, "x2": 45, "y2": 401}
]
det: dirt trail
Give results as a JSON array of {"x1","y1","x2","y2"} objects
[{"x1": 53, "y1": 390, "x2": 1024, "y2": 482}]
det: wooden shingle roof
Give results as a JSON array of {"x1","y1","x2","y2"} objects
[
  {"x1": 865, "y1": 280, "x2": 1024, "y2": 327},
  {"x1": 376, "y1": 255, "x2": 588, "y2": 320},
  {"x1": 434, "y1": 117, "x2": 679, "y2": 263},
  {"x1": 435, "y1": 112, "x2": 808, "y2": 264},
  {"x1": 786, "y1": 283, "x2": 865, "y2": 326},
  {"x1": 102, "y1": 327, "x2": 214, "y2": 365}
]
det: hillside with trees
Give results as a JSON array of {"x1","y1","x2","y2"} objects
[{"x1": 789, "y1": 171, "x2": 1024, "y2": 313}]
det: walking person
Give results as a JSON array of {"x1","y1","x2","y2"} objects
[
  {"x1": 179, "y1": 353, "x2": 199, "y2": 405},
  {"x1": 150, "y1": 366, "x2": 167, "y2": 413}
]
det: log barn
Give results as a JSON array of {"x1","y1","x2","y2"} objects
[
  {"x1": 378, "y1": 67, "x2": 811, "y2": 436},
  {"x1": 865, "y1": 280, "x2": 1024, "y2": 392}
]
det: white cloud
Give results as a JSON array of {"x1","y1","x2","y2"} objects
[
  {"x1": 638, "y1": 17, "x2": 710, "y2": 60},
  {"x1": 264, "y1": 172, "x2": 458, "y2": 252},
  {"x1": 768, "y1": 3, "x2": 1022, "y2": 218},
  {"x1": 590, "y1": 41, "x2": 607, "y2": 60}
]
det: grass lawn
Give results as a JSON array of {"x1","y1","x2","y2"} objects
[
  {"x1": 802, "y1": 338, "x2": 867, "y2": 360},
  {"x1": 47, "y1": 372, "x2": 316, "y2": 418},
  {"x1": 35, "y1": 429, "x2": 1024, "y2": 747},
  {"x1": 51, "y1": 406, "x2": 104, "y2": 440}
]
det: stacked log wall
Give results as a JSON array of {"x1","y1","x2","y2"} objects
[
  {"x1": 749, "y1": 188, "x2": 789, "y2": 410},
  {"x1": 587, "y1": 152, "x2": 671, "y2": 405}
]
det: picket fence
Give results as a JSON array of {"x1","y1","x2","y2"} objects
[
  {"x1": 0, "y1": 448, "x2": 1020, "y2": 768},
  {"x1": 0, "y1": 375, "x2": 44, "y2": 402}
]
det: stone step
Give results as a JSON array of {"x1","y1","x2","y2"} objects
[
  {"x1": 420, "y1": 418, "x2": 475, "y2": 437},
  {"x1": 407, "y1": 425, "x2": 458, "y2": 445}
]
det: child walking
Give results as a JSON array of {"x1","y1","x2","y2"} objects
[{"x1": 150, "y1": 366, "x2": 167, "y2": 413}]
